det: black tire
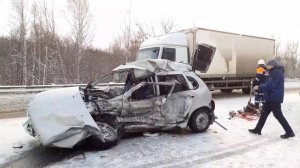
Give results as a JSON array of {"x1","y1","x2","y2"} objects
[
  {"x1": 189, "y1": 109, "x2": 211, "y2": 133},
  {"x1": 89, "y1": 123, "x2": 119, "y2": 150},
  {"x1": 87, "y1": 135, "x2": 118, "y2": 150},
  {"x1": 242, "y1": 87, "x2": 251, "y2": 94},
  {"x1": 220, "y1": 89, "x2": 233, "y2": 93}
]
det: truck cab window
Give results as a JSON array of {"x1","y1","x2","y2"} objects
[
  {"x1": 137, "y1": 47, "x2": 160, "y2": 61},
  {"x1": 175, "y1": 47, "x2": 189, "y2": 63},
  {"x1": 162, "y1": 48, "x2": 176, "y2": 62}
]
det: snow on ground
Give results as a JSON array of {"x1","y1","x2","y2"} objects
[
  {"x1": 48, "y1": 90, "x2": 300, "y2": 168},
  {"x1": 0, "y1": 93, "x2": 35, "y2": 118},
  {"x1": 0, "y1": 90, "x2": 299, "y2": 167},
  {"x1": 0, "y1": 94, "x2": 35, "y2": 111},
  {"x1": 0, "y1": 117, "x2": 38, "y2": 164},
  {"x1": 285, "y1": 79, "x2": 300, "y2": 89}
]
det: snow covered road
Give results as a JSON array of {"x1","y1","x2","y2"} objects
[
  {"x1": 0, "y1": 93, "x2": 35, "y2": 119},
  {"x1": 0, "y1": 90, "x2": 300, "y2": 168}
]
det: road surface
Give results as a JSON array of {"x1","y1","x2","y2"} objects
[{"x1": 0, "y1": 89, "x2": 299, "y2": 168}]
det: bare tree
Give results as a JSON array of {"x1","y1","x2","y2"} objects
[
  {"x1": 275, "y1": 40, "x2": 281, "y2": 57},
  {"x1": 160, "y1": 18, "x2": 177, "y2": 34},
  {"x1": 135, "y1": 22, "x2": 156, "y2": 39},
  {"x1": 27, "y1": 0, "x2": 66, "y2": 85},
  {"x1": 276, "y1": 41, "x2": 299, "y2": 77},
  {"x1": 1, "y1": 0, "x2": 119, "y2": 85},
  {"x1": 66, "y1": 0, "x2": 94, "y2": 83},
  {"x1": 110, "y1": 8, "x2": 156, "y2": 64},
  {"x1": 10, "y1": 0, "x2": 29, "y2": 85}
]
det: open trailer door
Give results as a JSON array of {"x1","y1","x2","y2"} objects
[{"x1": 192, "y1": 44, "x2": 216, "y2": 73}]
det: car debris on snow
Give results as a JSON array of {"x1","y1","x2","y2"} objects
[{"x1": 12, "y1": 142, "x2": 23, "y2": 149}]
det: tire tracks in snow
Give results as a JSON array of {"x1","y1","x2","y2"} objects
[{"x1": 134, "y1": 137, "x2": 282, "y2": 168}]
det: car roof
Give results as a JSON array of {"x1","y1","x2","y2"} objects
[{"x1": 112, "y1": 59, "x2": 192, "y2": 78}]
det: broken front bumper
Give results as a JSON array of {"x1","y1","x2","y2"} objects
[{"x1": 24, "y1": 87, "x2": 105, "y2": 148}]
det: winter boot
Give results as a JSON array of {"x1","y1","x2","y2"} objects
[
  {"x1": 280, "y1": 132, "x2": 295, "y2": 139},
  {"x1": 248, "y1": 129, "x2": 261, "y2": 135}
]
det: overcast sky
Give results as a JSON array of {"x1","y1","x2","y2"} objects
[{"x1": 0, "y1": 0, "x2": 299, "y2": 49}]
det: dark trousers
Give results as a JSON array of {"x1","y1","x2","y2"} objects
[
  {"x1": 254, "y1": 92, "x2": 264, "y2": 109},
  {"x1": 255, "y1": 101, "x2": 294, "y2": 134}
]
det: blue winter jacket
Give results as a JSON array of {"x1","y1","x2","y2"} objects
[{"x1": 259, "y1": 65, "x2": 284, "y2": 103}]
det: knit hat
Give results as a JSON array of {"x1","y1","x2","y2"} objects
[{"x1": 267, "y1": 59, "x2": 277, "y2": 67}]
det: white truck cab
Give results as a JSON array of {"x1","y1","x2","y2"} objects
[
  {"x1": 137, "y1": 33, "x2": 190, "y2": 64},
  {"x1": 137, "y1": 32, "x2": 216, "y2": 74}
]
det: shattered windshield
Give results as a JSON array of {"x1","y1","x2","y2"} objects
[
  {"x1": 113, "y1": 71, "x2": 129, "y2": 83},
  {"x1": 136, "y1": 47, "x2": 160, "y2": 60}
]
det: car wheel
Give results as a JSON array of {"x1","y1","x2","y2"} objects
[
  {"x1": 189, "y1": 109, "x2": 211, "y2": 133},
  {"x1": 89, "y1": 122, "x2": 119, "y2": 149},
  {"x1": 99, "y1": 123, "x2": 119, "y2": 142}
]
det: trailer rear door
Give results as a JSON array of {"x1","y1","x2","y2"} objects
[{"x1": 192, "y1": 44, "x2": 216, "y2": 73}]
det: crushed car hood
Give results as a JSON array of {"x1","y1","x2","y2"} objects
[{"x1": 26, "y1": 87, "x2": 101, "y2": 148}]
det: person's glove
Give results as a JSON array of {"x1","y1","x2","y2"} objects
[{"x1": 253, "y1": 86, "x2": 259, "y2": 91}]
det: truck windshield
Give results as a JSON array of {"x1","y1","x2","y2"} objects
[{"x1": 136, "y1": 47, "x2": 160, "y2": 60}]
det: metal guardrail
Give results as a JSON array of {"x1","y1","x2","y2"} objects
[
  {"x1": 0, "y1": 83, "x2": 125, "y2": 94},
  {"x1": 204, "y1": 79, "x2": 251, "y2": 83},
  {"x1": 0, "y1": 84, "x2": 86, "y2": 89}
]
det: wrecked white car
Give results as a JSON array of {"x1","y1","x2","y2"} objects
[{"x1": 24, "y1": 45, "x2": 216, "y2": 149}]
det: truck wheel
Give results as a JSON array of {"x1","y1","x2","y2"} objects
[
  {"x1": 220, "y1": 89, "x2": 233, "y2": 93},
  {"x1": 189, "y1": 109, "x2": 211, "y2": 133},
  {"x1": 242, "y1": 87, "x2": 251, "y2": 94}
]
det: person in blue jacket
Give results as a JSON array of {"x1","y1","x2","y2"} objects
[{"x1": 248, "y1": 59, "x2": 295, "y2": 139}]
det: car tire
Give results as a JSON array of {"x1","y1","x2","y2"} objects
[
  {"x1": 220, "y1": 89, "x2": 233, "y2": 93},
  {"x1": 189, "y1": 109, "x2": 211, "y2": 133},
  {"x1": 89, "y1": 123, "x2": 119, "y2": 149}
]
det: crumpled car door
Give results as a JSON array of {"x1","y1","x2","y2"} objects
[
  {"x1": 128, "y1": 97, "x2": 156, "y2": 115},
  {"x1": 160, "y1": 91, "x2": 193, "y2": 124},
  {"x1": 156, "y1": 75, "x2": 194, "y2": 124},
  {"x1": 120, "y1": 82, "x2": 169, "y2": 126}
]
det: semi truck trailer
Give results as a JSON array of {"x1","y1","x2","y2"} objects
[{"x1": 136, "y1": 27, "x2": 275, "y2": 94}]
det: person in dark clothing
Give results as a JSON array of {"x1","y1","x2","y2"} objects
[
  {"x1": 253, "y1": 59, "x2": 268, "y2": 109},
  {"x1": 249, "y1": 59, "x2": 295, "y2": 139}
]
